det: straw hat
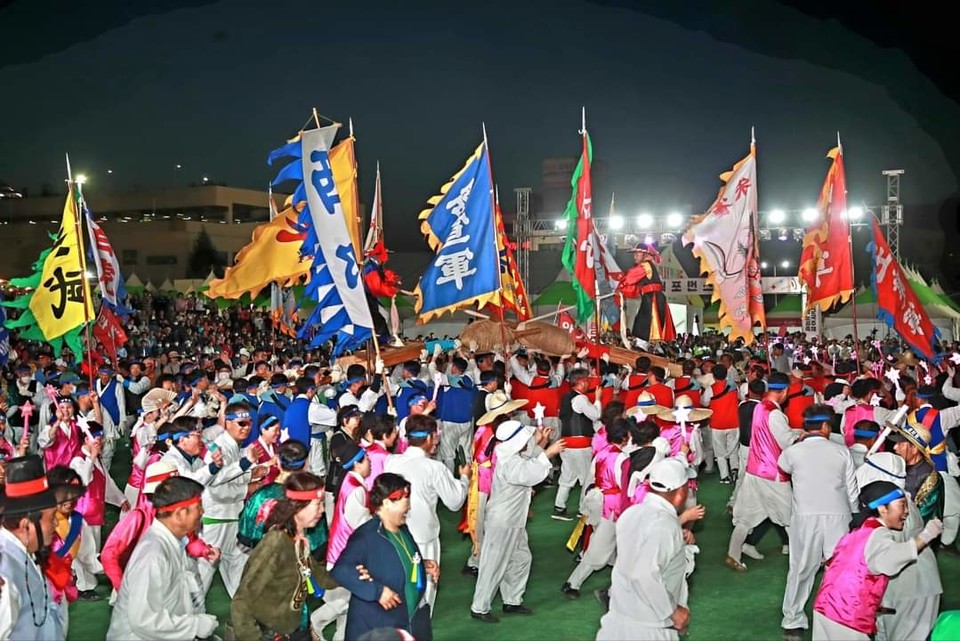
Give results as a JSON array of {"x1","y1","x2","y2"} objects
[
  {"x1": 478, "y1": 391, "x2": 528, "y2": 425},
  {"x1": 625, "y1": 391, "x2": 667, "y2": 418},
  {"x1": 890, "y1": 413, "x2": 933, "y2": 462},
  {"x1": 143, "y1": 460, "x2": 179, "y2": 495},
  {"x1": 657, "y1": 394, "x2": 713, "y2": 423},
  {"x1": 894, "y1": 350, "x2": 920, "y2": 369}
]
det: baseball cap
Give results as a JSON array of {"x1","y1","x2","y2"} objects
[{"x1": 647, "y1": 459, "x2": 689, "y2": 492}]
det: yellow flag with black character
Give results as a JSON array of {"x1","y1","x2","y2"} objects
[{"x1": 29, "y1": 189, "x2": 94, "y2": 341}]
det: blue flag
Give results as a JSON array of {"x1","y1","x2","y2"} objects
[{"x1": 414, "y1": 142, "x2": 500, "y2": 323}]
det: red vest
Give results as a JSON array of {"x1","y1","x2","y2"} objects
[
  {"x1": 785, "y1": 382, "x2": 815, "y2": 430},
  {"x1": 647, "y1": 382, "x2": 674, "y2": 409},
  {"x1": 708, "y1": 381, "x2": 739, "y2": 430},
  {"x1": 619, "y1": 374, "x2": 648, "y2": 409},
  {"x1": 521, "y1": 376, "x2": 561, "y2": 418},
  {"x1": 672, "y1": 376, "x2": 701, "y2": 408}
]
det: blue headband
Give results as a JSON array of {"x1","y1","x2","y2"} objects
[
  {"x1": 408, "y1": 431, "x2": 431, "y2": 438},
  {"x1": 225, "y1": 412, "x2": 251, "y2": 421},
  {"x1": 341, "y1": 449, "x2": 366, "y2": 470},
  {"x1": 804, "y1": 414, "x2": 832, "y2": 423},
  {"x1": 854, "y1": 429, "x2": 880, "y2": 438},
  {"x1": 164, "y1": 430, "x2": 195, "y2": 442},
  {"x1": 74, "y1": 389, "x2": 91, "y2": 398},
  {"x1": 499, "y1": 423, "x2": 527, "y2": 443},
  {"x1": 283, "y1": 457, "x2": 307, "y2": 470},
  {"x1": 917, "y1": 390, "x2": 935, "y2": 399},
  {"x1": 259, "y1": 416, "x2": 279, "y2": 430},
  {"x1": 867, "y1": 488, "x2": 905, "y2": 509},
  {"x1": 767, "y1": 382, "x2": 789, "y2": 390},
  {"x1": 865, "y1": 458, "x2": 907, "y2": 480},
  {"x1": 345, "y1": 376, "x2": 365, "y2": 386},
  {"x1": 408, "y1": 395, "x2": 428, "y2": 408},
  {"x1": 636, "y1": 399, "x2": 656, "y2": 407}
]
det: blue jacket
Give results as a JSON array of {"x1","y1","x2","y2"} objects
[
  {"x1": 283, "y1": 396, "x2": 312, "y2": 446},
  {"x1": 331, "y1": 516, "x2": 432, "y2": 641},
  {"x1": 436, "y1": 381, "x2": 476, "y2": 423}
]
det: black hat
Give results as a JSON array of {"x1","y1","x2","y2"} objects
[{"x1": 0, "y1": 455, "x2": 58, "y2": 515}]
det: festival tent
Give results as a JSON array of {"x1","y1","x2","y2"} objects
[
  {"x1": 158, "y1": 278, "x2": 175, "y2": 293},
  {"x1": 144, "y1": 280, "x2": 157, "y2": 293},
  {"x1": 823, "y1": 283, "x2": 959, "y2": 342},
  {"x1": 765, "y1": 295, "x2": 805, "y2": 329},
  {"x1": 125, "y1": 273, "x2": 144, "y2": 293}
]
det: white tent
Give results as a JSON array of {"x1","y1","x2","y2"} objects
[{"x1": 125, "y1": 272, "x2": 144, "y2": 288}]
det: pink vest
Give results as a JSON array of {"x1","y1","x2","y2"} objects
[
  {"x1": 591, "y1": 426, "x2": 608, "y2": 457},
  {"x1": 327, "y1": 473, "x2": 368, "y2": 567},
  {"x1": 43, "y1": 423, "x2": 82, "y2": 471},
  {"x1": 363, "y1": 442, "x2": 390, "y2": 491},
  {"x1": 813, "y1": 518, "x2": 888, "y2": 635},
  {"x1": 594, "y1": 444, "x2": 624, "y2": 520},
  {"x1": 474, "y1": 425, "x2": 496, "y2": 495},
  {"x1": 843, "y1": 403, "x2": 875, "y2": 447},
  {"x1": 632, "y1": 480, "x2": 650, "y2": 506},
  {"x1": 77, "y1": 462, "x2": 107, "y2": 526},
  {"x1": 746, "y1": 400, "x2": 789, "y2": 482}
]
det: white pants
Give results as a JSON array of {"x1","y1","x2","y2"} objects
[
  {"x1": 416, "y1": 536, "x2": 440, "y2": 615},
  {"x1": 597, "y1": 612, "x2": 679, "y2": 641},
  {"x1": 74, "y1": 520, "x2": 103, "y2": 591},
  {"x1": 812, "y1": 611, "x2": 870, "y2": 641},
  {"x1": 310, "y1": 436, "x2": 327, "y2": 477},
  {"x1": 310, "y1": 585, "x2": 349, "y2": 641},
  {"x1": 198, "y1": 520, "x2": 248, "y2": 597},
  {"x1": 467, "y1": 493, "x2": 488, "y2": 569},
  {"x1": 438, "y1": 420, "x2": 472, "y2": 472},
  {"x1": 729, "y1": 445, "x2": 750, "y2": 506},
  {"x1": 875, "y1": 594, "x2": 940, "y2": 641},
  {"x1": 101, "y1": 437, "x2": 117, "y2": 474},
  {"x1": 781, "y1": 514, "x2": 849, "y2": 629},
  {"x1": 555, "y1": 448, "x2": 592, "y2": 509},
  {"x1": 699, "y1": 426, "x2": 714, "y2": 471},
  {"x1": 566, "y1": 516, "x2": 616, "y2": 589},
  {"x1": 470, "y1": 526, "x2": 532, "y2": 614},
  {"x1": 710, "y1": 428, "x2": 739, "y2": 479}
]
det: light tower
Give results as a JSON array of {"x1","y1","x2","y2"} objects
[{"x1": 881, "y1": 169, "x2": 904, "y2": 261}]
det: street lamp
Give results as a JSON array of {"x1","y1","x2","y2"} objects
[
  {"x1": 801, "y1": 207, "x2": 819, "y2": 223},
  {"x1": 768, "y1": 209, "x2": 786, "y2": 224},
  {"x1": 75, "y1": 174, "x2": 87, "y2": 186},
  {"x1": 666, "y1": 212, "x2": 683, "y2": 229},
  {"x1": 636, "y1": 212, "x2": 653, "y2": 228}
]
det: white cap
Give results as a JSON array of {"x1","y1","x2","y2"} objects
[
  {"x1": 143, "y1": 460, "x2": 179, "y2": 494},
  {"x1": 494, "y1": 420, "x2": 535, "y2": 458},
  {"x1": 239, "y1": 348, "x2": 251, "y2": 357},
  {"x1": 647, "y1": 458, "x2": 689, "y2": 493}
]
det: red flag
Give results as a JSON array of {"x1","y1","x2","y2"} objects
[
  {"x1": 798, "y1": 146, "x2": 854, "y2": 314},
  {"x1": 93, "y1": 306, "x2": 128, "y2": 366},
  {"x1": 869, "y1": 218, "x2": 939, "y2": 362},
  {"x1": 560, "y1": 129, "x2": 597, "y2": 323},
  {"x1": 558, "y1": 310, "x2": 587, "y2": 342},
  {"x1": 484, "y1": 198, "x2": 532, "y2": 321}
]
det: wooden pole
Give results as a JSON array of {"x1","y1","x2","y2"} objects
[{"x1": 71, "y1": 173, "x2": 96, "y2": 388}]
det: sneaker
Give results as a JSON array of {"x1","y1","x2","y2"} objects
[
  {"x1": 730, "y1": 469, "x2": 739, "y2": 483},
  {"x1": 561, "y1": 582, "x2": 581, "y2": 599},
  {"x1": 741, "y1": 544, "x2": 765, "y2": 560},
  {"x1": 470, "y1": 610, "x2": 500, "y2": 624},
  {"x1": 719, "y1": 476, "x2": 732, "y2": 485},
  {"x1": 723, "y1": 556, "x2": 748, "y2": 572},
  {"x1": 502, "y1": 604, "x2": 534, "y2": 615},
  {"x1": 551, "y1": 507, "x2": 574, "y2": 521},
  {"x1": 461, "y1": 564, "x2": 479, "y2": 578},
  {"x1": 782, "y1": 545, "x2": 790, "y2": 556}
]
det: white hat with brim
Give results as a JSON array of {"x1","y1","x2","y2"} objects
[
  {"x1": 647, "y1": 458, "x2": 689, "y2": 493},
  {"x1": 143, "y1": 460, "x2": 179, "y2": 494},
  {"x1": 656, "y1": 394, "x2": 713, "y2": 423},
  {"x1": 478, "y1": 392, "x2": 528, "y2": 425},
  {"x1": 494, "y1": 420, "x2": 535, "y2": 458}
]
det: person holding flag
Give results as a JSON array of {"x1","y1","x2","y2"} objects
[{"x1": 618, "y1": 244, "x2": 676, "y2": 347}]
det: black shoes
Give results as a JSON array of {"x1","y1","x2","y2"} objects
[
  {"x1": 594, "y1": 588, "x2": 610, "y2": 612},
  {"x1": 461, "y1": 564, "x2": 479, "y2": 578},
  {"x1": 77, "y1": 590, "x2": 100, "y2": 601},
  {"x1": 561, "y1": 582, "x2": 580, "y2": 599},
  {"x1": 782, "y1": 627, "x2": 804, "y2": 641},
  {"x1": 502, "y1": 604, "x2": 534, "y2": 615},
  {"x1": 551, "y1": 507, "x2": 574, "y2": 521},
  {"x1": 470, "y1": 610, "x2": 500, "y2": 623},
  {"x1": 719, "y1": 476, "x2": 732, "y2": 484}
]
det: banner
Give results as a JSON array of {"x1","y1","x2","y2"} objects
[
  {"x1": 560, "y1": 131, "x2": 597, "y2": 323},
  {"x1": 868, "y1": 218, "x2": 939, "y2": 362},
  {"x1": 29, "y1": 188, "x2": 94, "y2": 342},
  {"x1": 414, "y1": 141, "x2": 500, "y2": 324},
  {"x1": 93, "y1": 305, "x2": 128, "y2": 366},
  {"x1": 682, "y1": 144, "x2": 765, "y2": 344},
  {"x1": 799, "y1": 146, "x2": 854, "y2": 314},
  {"x1": 329, "y1": 136, "x2": 362, "y2": 263},
  {"x1": 83, "y1": 201, "x2": 127, "y2": 312}
]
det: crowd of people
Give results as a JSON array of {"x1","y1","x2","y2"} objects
[{"x1": 0, "y1": 296, "x2": 959, "y2": 641}]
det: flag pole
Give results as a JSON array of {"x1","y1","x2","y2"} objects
[
  {"x1": 483, "y1": 125, "x2": 511, "y2": 358},
  {"x1": 67, "y1": 155, "x2": 97, "y2": 388},
  {"x1": 581, "y1": 108, "x2": 602, "y2": 374},
  {"x1": 837, "y1": 135, "x2": 862, "y2": 374}
]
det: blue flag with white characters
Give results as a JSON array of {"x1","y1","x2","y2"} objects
[
  {"x1": 268, "y1": 125, "x2": 373, "y2": 354},
  {"x1": 414, "y1": 142, "x2": 500, "y2": 323}
]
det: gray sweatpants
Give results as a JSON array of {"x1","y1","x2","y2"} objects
[{"x1": 470, "y1": 525, "x2": 532, "y2": 614}]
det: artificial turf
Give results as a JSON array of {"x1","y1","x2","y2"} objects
[{"x1": 68, "y1": 444, "x2": 958, "y2": 640}]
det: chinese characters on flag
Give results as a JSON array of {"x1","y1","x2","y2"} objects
[
  {"x1": 92, "y1": 305, "x2": 128, "y2": 366},
  {"x1": 869, "y1": 218, "x2": 939, "y2": 362}
]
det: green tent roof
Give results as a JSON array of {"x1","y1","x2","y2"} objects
[{"x1": 532, "y1": 281, "x2": 578, "y2": 307}]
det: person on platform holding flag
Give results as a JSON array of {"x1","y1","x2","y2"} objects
[{"x1": 618, "y1": 244, "x2": 676, "y2": 348}]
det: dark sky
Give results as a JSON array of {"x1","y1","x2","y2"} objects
[{"x1": 2, "y1": 0, "x2": 959, "y2": 257}]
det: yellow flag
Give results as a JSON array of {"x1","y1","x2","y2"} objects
[
  {"x1": 329, "y1": 137, "x2": 362, "y2": 262},
  {"x1": 205, "y1": 203, "x2": 310, "y2": 300},
  {"x1": 30, "y1": 190, "x2": 94, "y2": 341}
]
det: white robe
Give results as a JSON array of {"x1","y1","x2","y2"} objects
[{"x1": 106, "y1": 520, "x2": 215, "y2": 641}]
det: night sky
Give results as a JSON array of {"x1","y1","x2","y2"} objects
[{"x1": 2, "y1": 0, "x2": 959, "y2": 274}]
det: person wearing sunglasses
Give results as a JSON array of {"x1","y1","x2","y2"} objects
[{"x1": 197, "y1": 402, "x2": 271, "y2": 599}]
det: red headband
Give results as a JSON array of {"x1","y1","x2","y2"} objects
[
  {"x1": 386, "y1": 487, "x2": 410, "y2": 501},
  {"x1": 5, "y1": 477, "x2": 49, "y2": 498},
  {"x1": 145, "y1": 469, "x2": 179, "y2": 484},
  {"x1": 285, "y1": 488, "x2": 324, "y2": 501},
  {"x1": 158, "y1": 495, "x2": 201, "y2": 512}
]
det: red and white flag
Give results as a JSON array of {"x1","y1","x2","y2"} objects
[{"x1": 92, "y1": 305, "x2": 127, "y2": 366}]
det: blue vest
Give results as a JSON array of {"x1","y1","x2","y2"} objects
[
  {"x1": 437, "y1": 383, "x2": 476, "y2": 423},
  {"x1": 98, "y1": 379, "x2": 121, "y2": 425},
  {"x1": 395, "y1": 381, "x2": 430, "y2": 421},
  {"x1": 284, "y1": 396, "x2": 312, "y2": 446}
]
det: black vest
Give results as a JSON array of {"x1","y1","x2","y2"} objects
[
  {"x1": 559, "y1": 391, "x2": 594, "y2": 438},
  {"x1": 124, "y1": 376, "x2": 148, "y2": 413}
]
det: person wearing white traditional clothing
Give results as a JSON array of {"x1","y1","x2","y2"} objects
[
  {"x1": 780, "y1": 404, "x2": 859, "y2": 640},
  {"x1": 338, "y1": 364, "x2": 385, "y2": 413},
  {"x1": 470, "y1": 420, "x2": 564, "y2": 622},
  {"x1": 159, "y1": 418, "x2": 227, "y2": 486},
  {"x1": 596, "y1": 458, "x2": 692, "y2": 641},
  {"x1": 197, "y1": 403, "x2": 268, "y2": 597},
  {"x1": 94, "y1": 365, "x2": 127, "y2": 472},
  {"x1": 810, "y1": 480, "x2": 943, "y2": 641},
  {"x1": 554, "y1": 368, "x2": 601, "y2": 521},
  {"x1": 854, "y1": 452, "x2": 943, "y2": 641},
  {"x1": 384, "y1": 413, "x2": 470, "y2": 614},
  {"x1": 0, "y1": 455, "x2": 64, "y2": 641},
  {"x1": 726, "y1": 372, "x2": 798, "y2": 571},
  {"x1": 106, "y1": 476, "x2": 219, "y2": 640}
]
